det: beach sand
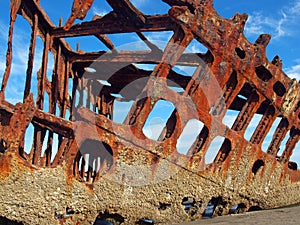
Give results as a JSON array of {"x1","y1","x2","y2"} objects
[{"x1": 177, "y1": 204, "x2": 300, "y2": 225}]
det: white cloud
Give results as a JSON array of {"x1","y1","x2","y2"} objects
[
  {"x1": 245, "y1": 0, "x2": 300, "y2": 40},
  {"x1": 0, "y1": 18, "x2": 51, "y2": 104},
  {"x1": 0, "y1": 21, "x2": 7, "y2": 86},
  {"x1": 244, "y1": 114, "x2": 262, "y2": 141},
  {"x1": 0, "y1": 61, "x2": 4, "y2": 73},
  {"x1": 223, "y1": 109, "x2": 241, "y2": 128},
  {"x1": 245, "y1": 12, "x2": 267, "y2": 36},
  {"x1": 184, "y1": 39, "x2": 208, "y2": 54},
  {"x1": 176, "y1": 119, "x2": 204, "y2": 154},
  {"x1": 290, "y1": 142, "x2": 300, "y2": 165},
  {"x1": 0, "y1": 21, "x2": 8, "y2": 40},
  {"x1": 143, "y1": 117, "x2": 166, "y2": 140},
  {"x1": 285, "y1": 64, "x2": 300, "y2": 80},
  {"x1": 245, "y1": 11, "x2": 288, "y2": 39},
  {"x1": 91, "y1": 0, "x2": 148, "y2": 17},
  {"x1": 290, "y1": 0, "x2": 300, "y2": 15},
  {"x1": 0, "y1": 21, "x2": 32, "y2": 79},
  {"x1": 189, "y1": 42, "x2": 207, "y2": 53},
  {"x1": 275, "y1": 11, "x2": 289, "y2": 38},
  {"x1": 92, "y1": 6, "x2": 109, "y2": 16},
  {"x1": 113, "y1": 100, "x2": 134, "y2": 123},
  {"x1": 174, "y1": 65, "x2": 197, "y2": 76},
  {"x1": 138, "y1": 31, "x2": 173, "y2": 51},
  {"x1": 205, "y1": 136, "x2": 225, "y2": 164}
]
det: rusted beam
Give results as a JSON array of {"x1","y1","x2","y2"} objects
[
  {"x1": 136, "y1": 32, "x2": 162, "y2": 52},
  {"x1": 94, "y1": 34, "x2": 118, "y2": 53},
  {"x1": 3, "y1": 95, "x2": 36, "y2": 153},
  {"x1": 70, "y1": 51, "x2": 207, "y2": 66},
  {"x1": 24, "y1": 13, "x2": 38, "y2": 100},
  {"x1": 64, "y1": 0, "x2": 95, "y2": 30},
  {"x1": 0, "y1": 0, "x2": 22, "y2": 99},
  {"x1": 0, "y1": 100, "x2": 73, "y2": 138},
  {"x1": 52, "y1": 14, "x2": 174, "y2": 38}
]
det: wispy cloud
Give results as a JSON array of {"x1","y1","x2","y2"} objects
[
  {"x1": 205, "y1": 136, "x2": 225, "y2": 164},
  {"x1": 185, "y1": 39, "x2": 208, "y2": 53},
  {"x1": 113, "y1": 100, "x2": 134, "y2": 123},
  {"x1": 143, "y1": 117, "x2": 166, "y2": 140},
  {"x1": 144, "y1": 31, "x2": 173, "y2": 42},
  {"x1": 131, "y1": 0, "x2": 149, "y2": 8},
  {"x1": 176, "y1": 119, "x2": 204, "y2": 154},
  {"x1": 290, "y1": 141, "x2": 300, "y2": 163},
  {"x1": 0, "y1": 61, "x2": 4, "y2": 72},
  {"x1": 285, "y1": 64, "x2": 300, "y2": 80},
  {"x1": 0, "y1": 21, "x2": 7, "y2": 85},
  {"x1": 0, "y1": 20, "x2": 8, "y2": 40},
  {"x1": 0, "y1": 62, "x2": 4, "y2": 82},
  {"x1": 143, "y1": 31, "x2": 173, "y2": 50},
  {"x1": 245, "y1": 0, "x2": 300, "y2": 40},
  {"x1": 0, "y1": 18, "x2": 51, "y2": 104},
  {"x1": 243, "y1": 114, "x2": 262, "y2": 141},
  {"x1": 289, "y1": 0, "x2": 300, "y2": 15},
  {"x1": 92, "y1": 6, "x2": 109, "y2": 16},
  {"x1": 245, "y1": 11, "x2": 288, "y2": 39}
]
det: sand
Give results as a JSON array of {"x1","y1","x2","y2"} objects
[{"x1": 177, "y1": 204, "x2": 300, "y2": 225}]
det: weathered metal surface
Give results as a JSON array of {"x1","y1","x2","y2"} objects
[{"x1": 0, "y1": 0, "x2": 299, "y2": 224}]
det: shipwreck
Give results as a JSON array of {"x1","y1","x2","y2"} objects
[{"x1": 0, "y1": 0, "x2": 299, "y2": 224}]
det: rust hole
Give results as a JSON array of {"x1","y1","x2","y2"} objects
[
  {"x1": 214, "y1": 138, "x2": 232, "y2": 163},
  {"x1": 252, "y1": 159, "x2": 264, "y2": 174},
  {"x1": 75, "y1": 140, "x2": 114, "y2": 183},
  {"x1": 235, "y1": 47, "x2": 246, "y2": 59},
  {"x1": 0, "y1": 140, "x2": 7, "y2": 154},
  {"x1": 255, "y1": 65, "x2": 272, "y2": 82},
  {"x1": 273, "y1": 81, "x2": 286, "y2": 97},
  {"x1": 288, "y1": 161, "x2": 298, "y2": 170}
]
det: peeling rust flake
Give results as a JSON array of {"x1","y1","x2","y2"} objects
[{"x1": 0, "y1": 0, "x2": 299, "y2": 224}]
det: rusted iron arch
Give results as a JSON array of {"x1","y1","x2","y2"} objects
[
  {"x1": 252, "y1": 159, "x2": 265, "y2": 175},
  {"x1": 73, "y1": 139, "x2": 114, "y2": 183}
]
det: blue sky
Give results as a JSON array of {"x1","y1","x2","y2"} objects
[
  {"x1": 0, "y1": 0, "x2": 299, "y2": 165},
  {"x1": 1, "y1": 0, "x2": 299, "y2": 79}
]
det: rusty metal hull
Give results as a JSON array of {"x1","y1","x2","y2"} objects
[{"x1": 0, "y1": 0, "x2": 299, "y2": 224}]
